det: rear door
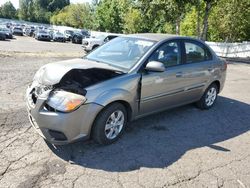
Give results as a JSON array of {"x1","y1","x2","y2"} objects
[{"x1": 178, "y1": 39, "x2": 215, "y2": 100}]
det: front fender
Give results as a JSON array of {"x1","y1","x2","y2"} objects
[{"x1": 93, "y1": 89, "x2": 136, "y2": 107}]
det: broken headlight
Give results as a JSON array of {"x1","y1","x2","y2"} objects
[{"x1": 46, "y1": 90, "x2": 86, "y2": 112}]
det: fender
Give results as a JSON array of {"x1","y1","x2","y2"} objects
[{"x1": 94, "y1": 88, "x2": 136, "y2": 107}]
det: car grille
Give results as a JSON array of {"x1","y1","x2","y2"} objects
[
  {"x1": 42, "y1": 35, "x2": 48, "y2": 38},
  {"x1": 27, "y1": 85, "x2": 52, "y2": 107}
]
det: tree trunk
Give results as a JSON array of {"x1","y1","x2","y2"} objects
[
  {"x1": 176, "y1": 18, "x2": 181, "y2": 35},
  {"x1": 201, "y1": 0, "x2": 212, "y2": 41},
  {"x1": 196, "y1": 0, "x2": 201, "y2": 38}
]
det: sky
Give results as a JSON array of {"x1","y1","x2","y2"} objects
[{"x1": 0, "y1": 0, "x2": 92, "y2": 9}]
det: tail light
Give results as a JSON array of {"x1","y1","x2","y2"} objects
[{"x1": 220, "y1": 59, "x2": 227, "y2": 71}]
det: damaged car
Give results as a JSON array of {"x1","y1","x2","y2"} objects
[{"x1": 26, "y1": 34, "x2": 227, "y2": 145}]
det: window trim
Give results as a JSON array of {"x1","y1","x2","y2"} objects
[{"x1": 183, "y1": 39, "x2": 213, "y2": 64}]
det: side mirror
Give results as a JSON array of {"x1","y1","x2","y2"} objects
[{"x1": 145, "y1": 61, "x2": 165, "y2": 72}]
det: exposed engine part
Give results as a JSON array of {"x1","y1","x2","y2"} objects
[{"x1": 55, "y1": 68, "x2": 123, "y2": 96}]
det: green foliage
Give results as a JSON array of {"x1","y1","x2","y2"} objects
[
  {"x1": 18, "y1": 0, "x2": 69, "y2": 23},
  {"x1": 180, "y1": 7, "x2": 198, "y2": 37},
  {"x1": 2, "y1": 0, "x2": 249, "y2": 42},
  {"x1": 95, "y1": 0, "x2": 132, "y2": 33},
  {"x1": 208, "y1": 0, "x2": 250, "y2": 42},
  {"x1": 0, "y1": 1, "x2": 17, "y2": 19},
  {"x1": 123, "y1": 8, "x2": 144, "y2": 34},
  {"x1": 51, "y1": 3, "x2": 95, "y2": 29}
]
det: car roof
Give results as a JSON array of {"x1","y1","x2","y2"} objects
[{"x1": 126, "y1": 33, "x2": 188, "y2": 42}]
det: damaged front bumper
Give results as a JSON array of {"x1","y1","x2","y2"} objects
[{"x1": 25, "y1": 85, "x2": 103, "y2": 145}]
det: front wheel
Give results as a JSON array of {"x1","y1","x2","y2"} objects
[
  {"x1": 196, "y1": 83, "x2": 218, "y2": 110},
  {"x1": 92, "y1": 103, "x2": 127, "y2": 145}
]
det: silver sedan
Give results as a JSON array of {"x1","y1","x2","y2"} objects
[{"x1": 26, "y1": 34, "x2": 227, "y2": 145}]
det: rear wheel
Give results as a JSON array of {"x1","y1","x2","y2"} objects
[
  {"x1": 92, "y1": 103, "x2": 127, "y2": 145},
  {"x1": 196, "y1": 83, "x2": 218, "y2": 110}
]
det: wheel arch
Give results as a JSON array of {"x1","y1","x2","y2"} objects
[
  {"x1": 211, "y1": 80, "x2": 221, "y2": 93},
  {"x1": 90, "y1": 100, "x2": 132, "y2": 138},
  {"x1": 96, "y1": 100, "x2": 132, "y2": 123}
]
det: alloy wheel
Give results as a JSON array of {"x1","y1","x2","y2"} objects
[
  {"x1": 205, "y1": 87, "x2": 217, "y2": 106},
  {"x1": 104, "y1": 110, "x2": 125, "y2": 140}
]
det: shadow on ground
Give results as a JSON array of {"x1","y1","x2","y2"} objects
[{"x1": 47, "y1": 96, "x2": 250, "y2": 172}]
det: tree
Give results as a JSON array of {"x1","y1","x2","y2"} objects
[
  {"x1": 123, "y1": 8, "x2": 144, "y2": 33},
  {"x1": 137, "y1": 0, "x2": 192, "y2": 34},
  {"x1": 0, "y1": 1, "x2": 17, "y2": 19},
  {"x1": 200, "y1": 0, "x2": 218, "y2": 40},
  {"x1": 19, "y1": 0, "x2": 69, "y2": 23},
  {"x1": 51, "y1": 3, "x2": 95, "y2": 29},
  {"x1": 209, "y1": 0, "x2": 250, "y2": 42},
  {"x1": 95, "y1": 0, "x2": 132, "y2": 33},
  {"x1": 180, "y1": 7, "x2": 197, "y2": 37}
]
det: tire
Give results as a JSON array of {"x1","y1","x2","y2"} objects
[
  {"x1": 196, "y1": 83, "x2": 218, "y2": 110},
  {"x1": 72, "y1": 36, "x2": 76, "y2": 43},
  {"x1": 92, "y1": 103, "x2": 127, "y2": 145},
  {"x1": 92, "y1": 45, "x2": 99, "y2": 50}
]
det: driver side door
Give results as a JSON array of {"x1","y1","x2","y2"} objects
[{"x1": 139, "y1": 40, "x2": 187, "y2": 116}]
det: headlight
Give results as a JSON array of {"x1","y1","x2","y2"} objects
[{"x1": 47, "y1": 90, "x2": 87, "y2": 112}]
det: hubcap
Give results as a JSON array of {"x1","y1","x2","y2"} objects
[
  {"x1": 105, "y1": 110, "x2": 125, "y2": 140},
  {"x1": 205, "y1": 87, "x2": 217, "y2": 106}
]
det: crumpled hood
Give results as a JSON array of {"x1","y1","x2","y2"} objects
[{"x1": 33, "y1": 58, "x2": 122, "y2": 86}]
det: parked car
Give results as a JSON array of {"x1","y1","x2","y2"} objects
[
  {"x1": 0, "y1": 31, "x2": 6, "y2": 40},
  {"x1": 72, "y1": 30, "x2": 90, "y2": 44},
  {"x1": 6, "y1": 22, "x2": 12, "y2": 28},
  {"x1": 0, "y1": 27, "x2": 13, "y2": 39},
  {"x1": 12, "y1": 27, "x2": 23, "y2": 36},
  {"x1": 24, "y1": 27, "x2": 35, "y2": 37},
  {"x1": 64, "y1": 30, "x2": 74, "y2": 41},
  {"x1": 35, "y1": 30, "x2": 52, "y2": 41},
  {"x1": 53, "y1": 31, "x2": 66, "y2": 42},
  {"x1": 26, "y1": 34, "x2": 227, "y2": 145},
  {"x1": 82, "y1": 34, "x2": 119, "y2": 52}
]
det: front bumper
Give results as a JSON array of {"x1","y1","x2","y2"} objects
[
  {"x1": 38, "y1": 36, "x2": 51, "y2": 41},
  {"x1": 13, "y1": 32, "x2": 23, "y2": 36},
  {"x1": 54, "y1": 37, "x2": 65, "y2": 42},
  {"x1": 26, "y1": 87, "x2": 103, "y2": 145},
  {"x1": 82, "y1": 44, "x2": 92, "y2": 52}
]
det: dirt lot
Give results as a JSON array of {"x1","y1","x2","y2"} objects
[{"x1": 0, "y1": 36, "x2": 250, "y2": 188}]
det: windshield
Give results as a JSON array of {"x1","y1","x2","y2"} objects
[
  {"x1": 65, "y1": 30, "x2": 74, "y2": 35},
  {"x1": 86, "y1": 37, "x2": 156, "y2": 71}
]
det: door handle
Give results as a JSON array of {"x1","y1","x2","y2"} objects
[{"x1": 176, "y1": 72, "x2": 183, "y2": 78}]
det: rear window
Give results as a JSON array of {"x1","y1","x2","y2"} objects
[{"x1": 185, "y1": 41, "x2": 212, "y2": 63}]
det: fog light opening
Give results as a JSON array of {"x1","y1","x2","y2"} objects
[{"x1": 48, "y1": 130, "x2": 67, "y2": 141}]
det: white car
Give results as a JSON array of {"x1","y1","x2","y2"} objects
[{"x1": 82, "y1": 35, "x2": 119, "y2": 52}]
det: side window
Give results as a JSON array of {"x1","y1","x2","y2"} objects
[
  {"x1": 185, "y1": 42, "x2": 212, "y2": 63},
  {"x1": 149, "y1": 41, "x2": 181, "y2": 67},
  {"x1": 104, "y1": 37, "x2": 109, "y2": 43}
]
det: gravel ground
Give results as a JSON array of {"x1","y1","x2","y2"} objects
[{"x1": 0, "y1": 37, "x2": 250, "y2": 188}]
